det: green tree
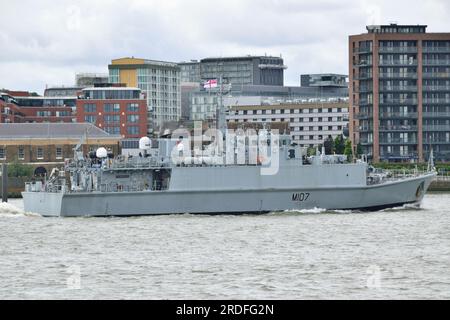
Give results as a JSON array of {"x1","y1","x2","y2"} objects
[
  {"x1": 356, "y1": 143, "x2": 363, "y2": 157},
  {"x1": 334, "y1": 134, "x2": 345, "y2": 154},
  {"x1": 344, "y1": 139, "x2": 353, "y2": 161},
  {"x1": 323, "y1": 136, "x2": 334, "y2": 155},
  {"x1": 307, "y1": 146, "x2": 317, "y2": 157},
  {"x1": 7, "y1": 161, "x2": 34, "y2": 178}
]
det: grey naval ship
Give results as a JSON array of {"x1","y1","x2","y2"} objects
[{"x1": 22, "y1": 128, "x2": 436, "y2": 217}]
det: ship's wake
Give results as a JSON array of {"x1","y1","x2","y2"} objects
[{"x1": 0, "y1": 203, "x2": 41, "y2": 218}]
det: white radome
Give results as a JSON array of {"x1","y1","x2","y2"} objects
[
  {"x1": 96, "y1": 147, "x2": 108, "y2": 158},
  {"x1": 139, "y1": 136, "x2": 151, "y2": 150}
]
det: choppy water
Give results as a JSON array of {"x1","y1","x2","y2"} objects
[{"x1": 0, "y1": 194, "x2": 449, "y2": 300}]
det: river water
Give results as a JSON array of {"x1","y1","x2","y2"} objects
[{"x1": 0, "y1": 194, "x2": 449, "y2": 300}]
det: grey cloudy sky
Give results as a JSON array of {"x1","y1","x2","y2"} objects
[{"x1": 1, "y1": 0, "x2": 450, "y2": 94}]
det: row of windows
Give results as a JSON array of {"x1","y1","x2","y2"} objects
[
  {"x1": 103, "y1": 126, "x2": 141, "y2": 135},
  {"x1": 84, "y1": 115, "x2": 140, "y2": 124},
  {"x1": 83, "y1": 103, "x2": 141, "y2": 113},
  {"x1": 238, "y1": 108, "x2": 346, "y2": 115},
  {"x1": 0, "y1": 147, "x2": 63, "y2": 160}
]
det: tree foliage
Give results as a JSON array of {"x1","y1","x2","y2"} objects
[{"x1": 7, "y1": 161, "x2": 34, "y2": 178}]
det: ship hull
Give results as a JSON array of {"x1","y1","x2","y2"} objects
[{"x1": 22, "y1": 173, "x2": 435, "y2": 217}]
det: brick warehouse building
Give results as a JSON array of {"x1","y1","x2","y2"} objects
[
  {"x1": 76, "y1": 87, "x2": 148, "y2": 139},
  {"x1": 0, "y1": 123, "x2": 121, "y2": 175},
  {"x1": 349, "y1": 24, "x2": 450, "y2": 163}
]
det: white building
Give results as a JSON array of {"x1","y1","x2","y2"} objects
[{"x1": 226, "y1": 100, "x2": 349, "y2": 147}]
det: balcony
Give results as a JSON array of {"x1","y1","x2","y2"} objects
[
  {"x1": 379, "y1": 73, "x2": 417, "y2": 79},
  {"x1": 356, "y1": 86, "x2": 373, "y2": 93},
  {"x1": 422, "y1": 86, "x2": 450, "y2": 92},
  {"x1": 422, "y1": 112, "x2": 450, "y2": 118},
  {"x1": 423, "y1": 99, "x2": 450, "y2": 104},
  {"x1": 358, "y1": 126, "x2": 373, "y2": 132},
  {"x1": 354, "y1": 74, "x2": 373, "y2": 80},
  {"x1": 353, "y1": 47, "x2": 373, "y2": 54},
  {"x1": 379, "y1": 86, "x2": 417, "y2": 92},
  {"x1": 355, "y1": 112, "x2": 373, "y2": 120},
  {"x1": 423, "y1": 47, "x2": 450, "y2": 53},
  {"x1": 379, "y1": 138, "x2": 418, "y2": 144},
  {"x1": 423, "y1": 125, "x2": 450, "y2": 131},
  {"x1": 379, "y1": 112, "x2": 418, "y2": 119},
  {"x1": 380, "y1": 153, "x2": 419, "y2": 161},
  {"x1": 379, "y1": 125, "x2": 418, "y2": 132},
  {"x1": 353, "y1": 60, "x2": 373, "y2": 67},
  {"x1": 379, "y1": 60, "x2": 418, "y2": 66},
  {"x1": 358, "y1": 100, "x2": 373, "y2": 106},
  {"x1": 359, "y1": 139, "x2": 373, "y2": 145},
  {"x1": 423, "y1": 72, "x2": 450, "y2": 78},
  {"x1": 423, "y1": 60, "x2": 450, "y2": 66},
  {"x1": 379, "y1": 99, "x2": 418, "y2": 105},
  {"x1": 378, "y1": 47, "x2": 418, "y2": 53}
]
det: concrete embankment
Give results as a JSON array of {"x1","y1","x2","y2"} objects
[{"x1": 429, "y1": 177, "x2": 450, "y2": 192}]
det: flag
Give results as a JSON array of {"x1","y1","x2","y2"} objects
[{"x1": 203, "y1": 79, "x2": 218, "y2": 89}]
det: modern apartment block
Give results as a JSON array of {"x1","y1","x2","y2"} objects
[
  {"x1": 226, "y1": 100, "x2": 349, "y2": 148},
  {"x1": 301, "y1": 74, "x2": 348, "y2": 88},
  {"x1": 350, "y1": 24, "x2": 450, "y2": 162},
  {"x1": 200, "y1": 56, "x2": 286, "y2": 86},
  {"x1": 76, "y1": 87, "x2": 147, "y2": 138},
  {"x1": 0, "y1": 92, "x2": 76, "y2": 123},
  {"x1": 108, "y1": 57, "x2": 181, "y2": 131},
  {"x1": 179, "y1": 60, "x2": 201, "y2": 83},
  {"x1": 75, "y1": 73, "x2": 109, "y2": 87}
]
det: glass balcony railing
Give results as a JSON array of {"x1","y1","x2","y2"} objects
[
  {"x1": 358, "y1": 100, "x2": 373, "y2": 106},
  {"x1": 422, "y1": 112, "x2": 450, "y2": 117},
  {"x1": 379, "y1": 112, "x2": 418, "y2": 118},
  {"x1": 379, "y1": 99, "x2": 418, "y2": 105},
  {"x1": 423, "y1": 47, "x2": 450, "y2": 53},
  {"x1": 379, "y1": 73, "x2": 417, "y2": 79},
  {"x1": 423, "y1": 125, "x2": 450, "y2": 131},
  {"x1": 354, "y1": 74, "x2": 373, "y2": 80},
  {"x1": 379, "y1": 86, "x2": 417, "y2": 91},
  {"x1": 378, "y1": 47, "x2": 418, "y2": 53},
  {"x1": 379, "y1": 60, "x2": 418, "y2": 66},
  {"x1": 379, "y1": 125, "x2": 418, "y2": 131},
  {"x1": 423, "y1": 99, "x2": 450, "y2": 104},
  {"x1": 353, "y1": 47, "x2": 373, "y2": 54},
  {"x1": 379, "y1": 138, "x2": 418, "y2": 144},
  {"x1": 355, "y1": 112, "x2": 373, "y2": 119},
  {"x1": 357, "y1": 126, "x2": 373, "y2": 132},
  {"x1": 423, "y1": 60, "x2": 450, "y2": 66},
  {"x1": 422, "y1": 86, "x2": 450, "y2": 91},
  {"x1": 423, "y1": 72, "x2": 450, "y2": 78}
]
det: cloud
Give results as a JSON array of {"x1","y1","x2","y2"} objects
[{"x1": 0, "y1": 0, "x2": 449, "y2": 93}]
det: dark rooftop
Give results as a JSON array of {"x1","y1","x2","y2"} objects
[{"x1": 0, "y1": 123, "x2": 121, "y2": 140}]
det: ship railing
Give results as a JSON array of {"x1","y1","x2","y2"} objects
[{"x1": 367, "y1": 168, "x2": 435, "y2": 185}]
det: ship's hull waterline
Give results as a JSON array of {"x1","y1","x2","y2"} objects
[{"x1": 22, "y1": 173, "x2": 435, "y2": 217}]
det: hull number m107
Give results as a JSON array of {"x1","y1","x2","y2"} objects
[{"x1": 292, "y1": 192, "x2": 310, "y2": 202}]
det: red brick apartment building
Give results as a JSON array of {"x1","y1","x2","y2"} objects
[
  {"x1": 349, "y1": 24, "x2": 450, "y2": 162},
  {"x1": 76, "y1": 87, "x2": 148, "y2": 138}
]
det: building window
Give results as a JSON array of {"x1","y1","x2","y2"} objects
[
  {"x1": 18, "y1": 147, "x2": 25, "y2": 160},
  {"x1": 127, "y1": 115, "x2": 139, "y2": 123},
  {"x1": 127, "y1": 126, "x2": 139, "y2": 135},
  {"x1": 37, "y1": 147, "x2": 44, "y2": 160},
  {"x1": 0, "y1": 147, "x2": 5, "y2": 160},
  {"x1": 83, "y1": 104, "x2": 96, "y2": 113},
  {"x1": 104, "y1": 103, "x2": 120, "y2": 113},
  {"x1": 127, "y1": 103, "x2": 139, "y2": 112},
  {"x1": 105, "y1": 126, "x2": 121, "y2": 134},
  {"x1": 56, "y1": 147, "x2": 63, "y2": 159},
  {"x1": 84, "y1": 115, "x2": 97, "y2": 123},
  {"x1": 104, "y1": 115, "x2": 120, "y2": 124}
]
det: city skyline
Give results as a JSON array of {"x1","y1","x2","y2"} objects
[{"x1": 2, "y1": 0, "x2": 450, "y2": 94}]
